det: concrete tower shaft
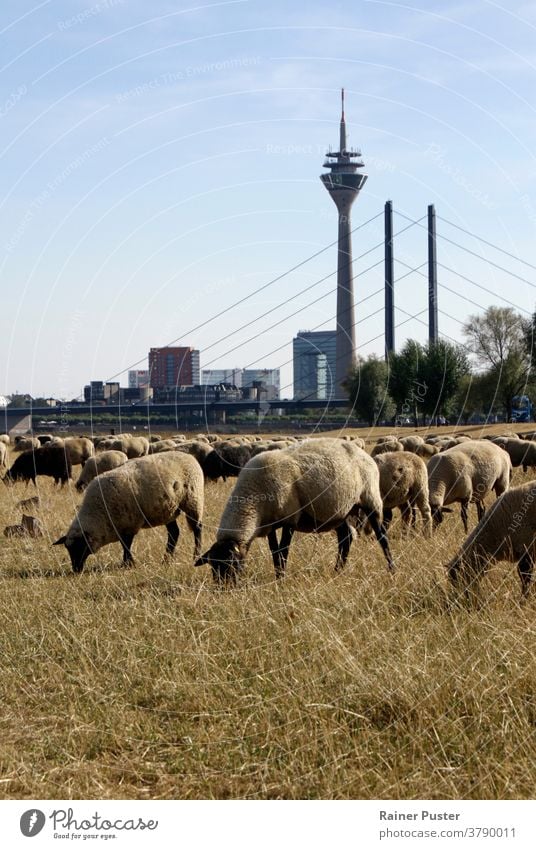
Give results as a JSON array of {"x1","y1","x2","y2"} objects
[{"x1": 320, "y1": 89, "x2": 367, "y2": 393}]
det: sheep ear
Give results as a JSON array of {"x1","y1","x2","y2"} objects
[
  {"x1": 195, "y1": 552, "x2": 211, "y2": 567},
  {"x1": 52, "y1": 535, "x2": 67, "y2": 546}
]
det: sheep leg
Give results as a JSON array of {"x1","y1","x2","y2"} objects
[
  {"x1": 460, "y1": 500, "x2": 469, "y2": 534},
  {"x1": 400, "y1": 503, "x2": 412, "y2": 536},
  {"x1": 366, "y1": 511, "x2": 394, "y2": 571},
  {"x1": 186, "y1": 517, "x2": 203, "y2": 557},
  {"x1": 517, "y1": 551, "x2": 534, "y2": 598},
  {"x1": 476, "y1": 500, "x2": 485, "y2": 522},
  {"x1": 382, "y1": 508, "x2": 393, "y2": 532},
  {"x1": 268, "y1": 525, "x2": 294, "y2": 578},
  {"x1": 120, "y1": 533, "x2": 135, "y2": 565},
  {"x1": 335, "y1": 521, "x2": 353, "y2": 571},
  {"x1": 165, "y1": 520, "x2": 181, "y2": 557}
]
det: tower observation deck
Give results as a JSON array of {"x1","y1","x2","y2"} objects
[{"x1": 320, "y1": 89, "x2": 367, "y2": 394}]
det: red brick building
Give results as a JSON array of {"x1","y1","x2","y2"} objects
[{"x1": 148, "y1": 347, "x2": 200, "y2": 389}]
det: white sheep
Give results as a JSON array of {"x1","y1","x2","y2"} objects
[
  {"x1": 147, "y1": 439, "x2": 181, "y2": 454},
  {"x1": 371, "y1": 439, "x2": 404, "y2": 457},
  {"x1": 373, "y1": 451, "x2": 432, "y2": 537},
  {"x1": 0, "y1": 434, "x2": 10, "y2": 445},
  {"x1": 96, "y1": 435, "x2": 149, "y2": 458},
  {"x1": 75, "y1": 450, "x2": 129, "y2": 492},
  {"x1": 195, "y1": 437, "x2": 393, "y2": 581},
  {"x1": 427, "y1": 440, "x2": 511, "y2": 533},
  {"x1": 447, "y1": 479, "x2": 536, "y2": 598},
  {"x1": 54, "y1": 452, "x2": 204, "y2": 572},
  {"x1": 62, "y1": 436, "x2": 94, "y2": 467},
  {"x1": 0, "y1": 442, "x2": 7, "y2": 470},
  {"x1": 399, "y1": 435, "x2": 424, "y2": 452}
]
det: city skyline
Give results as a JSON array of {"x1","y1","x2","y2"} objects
[{"x1": 2, "y1": 1, "x2": 536, "y2": 398}]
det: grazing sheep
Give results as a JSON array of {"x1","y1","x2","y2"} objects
[
  {"x1": 399, "y1": 435, "x2": 424, "y2": 452},
  {"x1": 427, "y1": 440, "x2": 511, "y2": 533},
  {"x1": 447, "y1": 480, "x2": 536, "y2": 598},
  {"x1": 195, "y1": 438, "x2": 393, "y2": 582},
  {"x1": 13, "y1": 437, "x2": 40, "y2": 452},
  {"x1": 202, "y1": 443, "x2": 253, "y2": 481},
  {"x1": 414, "y1": 443, "x2": 440, "y2": 460},
  {"x1": 175, "y1": 440, "x2": 214, "y2": 468},
  {"x1": 374, "y1": 451, "x2": 432, "y2": 537},
  {"x1": 371, "y1": 439, "x2": 404, "y2": 457},
  {"x1": 75, "y1": 450, "x2": 128, "y2": 492},
  {"x1": 494, "y1": 438, "x2": 536, "y2": 473},
  {"x1": 97, "y1": 436, "x2": 149, "y2": 458},
  {"x1": 54, "y1": 452, "x2": 204, "y2": 573},
  {"x1": 0, "y1": 442, "x2": 7, "y2": 470},
  {"x1": 62, "y1": 436, "x2": 94, "y2": 467},
  {"x1": 4, "y1": 444, "x2": 72, "y2": 486},
  {"x1": 148, "y1": 439, "x2": 181, "y2": 454}
]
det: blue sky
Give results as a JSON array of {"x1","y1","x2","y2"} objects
[{"x1": 1, "y1": 0, "x2": 536, "y2": 399}]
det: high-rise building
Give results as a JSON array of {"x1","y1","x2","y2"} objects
[
  {"x1": 128, "y1": 369, "x2": 150, "y2": 389},
  {"x1": 320, "y1": 89, "x2": 367, "y2": 393},
  {"x1": 148, "y1": 347, "x2": 200, "y2": 389},
  {"x1": 293, "y1": 331, "x2": 337, "y2": 400},
  {"x1": 242, "y1": 369, "x2": 280, "y2": 400},
  {"x1": 201, "y1": 368, "x2": 243, "y2": 387}
]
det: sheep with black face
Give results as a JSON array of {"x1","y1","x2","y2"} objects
[{"x1": 195, "y1": 438, "x2": 393, "y2": 583}]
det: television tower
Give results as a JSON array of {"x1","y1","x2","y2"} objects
[{"x1": 320, "y1": 89, "x2": 367, "y2": 393}]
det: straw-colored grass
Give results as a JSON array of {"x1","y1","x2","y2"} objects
[{"x1": 0, "y1": 427, "x2": 535, "y2": 799}]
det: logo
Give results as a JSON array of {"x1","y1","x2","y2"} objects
[{"x1": 20, "y1": 810, "x2": 46, "y2": 837}]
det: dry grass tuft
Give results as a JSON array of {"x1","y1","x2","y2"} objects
[{"x1": 0, "y1": 432, "x2": 535, "y2": 799}]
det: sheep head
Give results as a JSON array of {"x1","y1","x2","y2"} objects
[
  {"x1": 195, "y1": 539, "x2": 245, "y2": 584},
  {"x1": 53, "y1": 527, "x2": 97, "y2": 574}
]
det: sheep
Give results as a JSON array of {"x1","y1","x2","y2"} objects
[
  {"x1": 414, "y1": 443, "x2": 440, "y2": 460},
  {"x1": 96, "y1": 436, "x2": 149, "y2": 458},
  {"x1": 75, "y1": 450, "x2": 128, "y2": 492},
  {"x1": 399, "y1": 435, "x2": 424, "y2": 452},
  {"x1": 174, "y1": 440, "x2": 214, "y2": 468},
  {"x1": 202, "y1": 443, "x2": 254, "y2": 481},
  {"x1": 195, "y1": 438, "x2": 393, "y2": 582},
  {"x1": 62, "y1": 436, "x2": 94, "y2": 467},
  {"x1": 371, "y1": 439, "x2": 404, "y2": 457},
  {"x1": 494, "y1": 438, "x2": 536, "y2": 473},
  {"x1": 447, "y1": 480, "x2": 536, "y2": 598},
  {"x1": 0, "y1": 434, "x2": 9, "y2": 445},
  {"x1": 54, "y1": 452, "x2": 204, "y2": 573},
  {"x1": 13, "y1": 437, "x2": 40, "y2": 452},
  {"x1": 427, "y1": 440, "x2": 511, "y2": 533},
  {"x1": 4, "y1": 444, "x2": 72, "y2": 486},
  {"x1": 0, "y1": 442, "x2": 7, "y2": 470},
  {"x1": 147, "y1": 439, "x2": 181, "y2": 454},
  {"x1": 373, "y1": 451, "x2": 432, "y2": 537}
]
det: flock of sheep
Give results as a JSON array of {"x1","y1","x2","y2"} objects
[{"x1": 1, "y1": 427, "x2": 536, "y2": 599}]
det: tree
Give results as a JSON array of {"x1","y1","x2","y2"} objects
[
  {"x1": 387, "y1": 340, "x2": 426, "y2": 426},
  {"x1": 345, "y1": 356, "x2": 394, "y2": 425},
  {"x1": 451, "y1": 372, "x2": 492, "y2": 424},
  {"x1": 463, "y1": 306, "x2": 532, "y2": 420},
  {"x1": 420, "y1": 340, "x2": 470, "y2": 421}
]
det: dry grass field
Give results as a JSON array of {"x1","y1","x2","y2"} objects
[{"x1": 1, "y1": 425, "x2": 536, "y2": 800}]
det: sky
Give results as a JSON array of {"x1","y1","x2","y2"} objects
[{"x1": 1, "y1": 0, "x2": 536, "y2": 400}]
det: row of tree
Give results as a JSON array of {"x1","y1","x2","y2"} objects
[{"x1": 345, "y1": 306, "x2": 536, "y2": 425}]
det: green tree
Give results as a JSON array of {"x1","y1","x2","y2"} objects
[
  {"x1": 345, "y1": 356, "x2": 394, "y2": 425},
  {"x1": 420, "y1": 340, "x2": 470, "y2": 422},
  {"x1": 387, "y1": 340, "x2": 426, "y2": 426},
  {"x1": 463, "y1": 306, "x2": 532, "y2": 420}
]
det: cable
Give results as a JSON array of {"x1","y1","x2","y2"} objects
[
  {"x1": 394, "y1": 209, "x2": 536, "y2": 290},
  {"x1": 438, "y1": 214, "x2": 536, "y2": 273},
  {"x1": 437, "y1": 263, "x2": 532, "y2": 316},
  {"x1": 102, "y1": 209, "x2": 385, "y2": 383}
]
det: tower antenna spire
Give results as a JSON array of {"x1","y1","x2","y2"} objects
[{"x1": 320, "y1": 90, "x2": 367, "y2": 394}]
